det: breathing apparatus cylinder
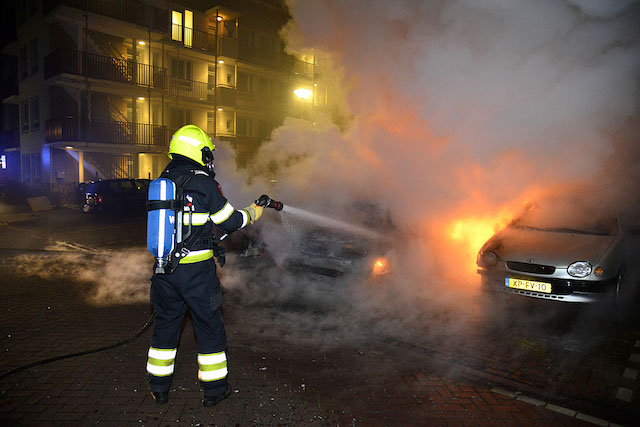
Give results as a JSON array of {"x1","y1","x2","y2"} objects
[
  {"x1": 147, "y1": 178, "x2": 179, "y2": 274},
  {"x1": 255, "y1": 194, "x2": 284, "y2": 211}
]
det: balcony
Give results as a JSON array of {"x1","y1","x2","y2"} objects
[
  {"x1": 170, "y1": 24, "x2": 215, "y2": 54},
  {"x1": 239, "y1": 44, "x2": 293, "y2": 70},
  {"x1": 44, "y1": 0, "x2": 169, "y2": 33},
  {"x1": 166, "y1": 77, "x2": 214, "y2": 102},
  {"x1": 44, "y1": 49, "x2": 166, "y2": 89},
  {"x1": 167, "y1": 25, "x2": 240, "y2": 58},
  {"x1": 45, "y1": 117, "x2": 168, "y2": 147}
]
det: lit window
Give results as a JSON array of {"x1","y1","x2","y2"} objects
[
  {"x1": 172, "y1": 11, "x2": 183, "y2": 42},
  {"x1": 184, "y1": 10, "x2": 193, "y2": 48}
]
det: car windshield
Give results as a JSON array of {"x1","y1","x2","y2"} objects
[{"x1": 511, "y1": 197, "x2": 617, "y2": 236}]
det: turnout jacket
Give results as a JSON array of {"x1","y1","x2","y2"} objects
[{"x1": 161, "y1": 155, "x2": 250, "y2": 264}]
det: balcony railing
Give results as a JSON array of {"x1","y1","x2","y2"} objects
[
  {"x1": 170, "y1": 24, "x2": 216, "y2": 54},
  {"x1": 45, "y1": 117, "x2": 168, "y2": 147},
  {"x1": 44, "y1": 49, "x2": 166, "y2": 89},
  {"x1": 166, "y1": 76, "x2": 214, "y2": 101},
  {"x1": 239, "y1": 43, "x2": 294, "y2": 70},
  {"x1": 44, "y1": 0, "x2": 169, "y2": 32}
]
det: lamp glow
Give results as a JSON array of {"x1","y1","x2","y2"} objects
[{"x1": 293, "y1": 88, "x2": 312, "y2": 99}]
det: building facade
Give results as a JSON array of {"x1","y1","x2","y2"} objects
[{"x1": 1, "y1": 0, "x2": 325, "y2": 197}]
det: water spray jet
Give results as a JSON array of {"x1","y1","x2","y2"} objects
[{"x1": 281, "y1": 205, "x2": 380, "y2": 239}]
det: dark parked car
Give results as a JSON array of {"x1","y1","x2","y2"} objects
[{"x1": 81, "y1": 178, "x2": 150, "y2": 218}]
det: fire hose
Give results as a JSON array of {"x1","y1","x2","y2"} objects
[
  {"x1": 0, "y1": 195, "x2": 284, "y2": 381},
  {"x1": 0, "y1": 312, "x2": 157, "y2": 381}
]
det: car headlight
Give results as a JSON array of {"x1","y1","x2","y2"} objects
[
  {"x1": 372, "y1": 257, "x2": 391, "y2": 276},
  {"x1": 567, "y1": 261, "x2": 592, "y2": 278},
  {"x1": 477, "y1": 251, "x2": 498, "y2": 267}
]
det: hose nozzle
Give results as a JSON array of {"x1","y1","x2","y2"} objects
[{"x1": 255, "y1": 194, "x2": 284, "y2": 211}]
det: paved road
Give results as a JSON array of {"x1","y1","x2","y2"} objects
[{"x1": 1, "y1": 208, "x2": 638, "y2": 425}]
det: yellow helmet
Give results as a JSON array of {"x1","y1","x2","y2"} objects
[{"x1": 168, "y1": 125, "x2": 216, "y2": 166}]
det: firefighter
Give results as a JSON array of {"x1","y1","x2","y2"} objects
[{"x1": 146, "y1": 125, "x2": 263, "y2": 406}]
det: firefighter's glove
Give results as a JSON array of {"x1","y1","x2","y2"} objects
[{"x1": 244, "y1": 203, "x2": 264, "y2": 224}]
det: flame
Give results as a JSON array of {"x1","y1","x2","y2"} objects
[
  {"x1": 372, "y1": 257, "x2": 390, "y2": 276},
  {"x1": 447, "y1": 209, "x2": 514, "y2": 274}
]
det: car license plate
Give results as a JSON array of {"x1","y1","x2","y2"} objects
[{"x1": 505, "y1": 278, "x2": 552, "y2": 293}]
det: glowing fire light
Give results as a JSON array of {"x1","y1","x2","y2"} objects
[
  {"x1": 448, "y1": 210, "x2": 513, "y2": 274},
  {"x1": 372, "y1": 257, "x2": 390, "y2": 276}
]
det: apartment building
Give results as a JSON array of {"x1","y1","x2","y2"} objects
[{"x1": 1, "y1": 0, "x2": 325, "y2": 196}]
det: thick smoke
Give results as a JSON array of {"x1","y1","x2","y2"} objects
[
  {"x1": 277, "y1": 0, "x2": 639, "y2": 207},
  {"x1": 210, "y1": 0, "x2": 640, "y2": 343}
]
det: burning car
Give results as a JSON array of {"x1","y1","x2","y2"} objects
[
  {"x1": 476, "y1": 195, "x2": 638, "y2": 304},
  {"x1": 225, "y1": 202, "x2": 394, "y2": 280},
  {"x1": 278, "y1": 227, "x2": 392, "y2": 278}
]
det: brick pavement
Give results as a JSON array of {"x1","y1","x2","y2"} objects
[
  {"x1": 0, "y1": 209, "x2": 596, "y2": 425},
  {"x1": 0, "y1": 268, "x2": 589, "y2": 425}
]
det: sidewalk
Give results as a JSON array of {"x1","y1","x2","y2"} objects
[{"x1": 0, "y1": 211, "x2": 590, "y2": 425}]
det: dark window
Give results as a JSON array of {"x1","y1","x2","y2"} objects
[
  {"x1": 22, "y1": 154, "x2": 30, "y2": 181},
  {"x1": 17, "y1": 1, "x2": 25, "y2": 25},
  {"x1": 19, "y1": 46, "x2": 28, "y2": 80},
  {"x1": 31, "y1": 153, "x2": 41, "y2": 182},
  {"x1": 29, "y1": 39, "x2": 38, "y2": 75},
  {"x1": 237, "y1": 116, "x2": 252, "y2": 136},
  {"x1": 169, "y1": 107, "x2": 191, "y2": 128},
  {"x1": 30, "y1": 96, "x2": 39, "y2": 130},
  {"x1": 171, "y1": 58, "x2": 192, "y2": 80},
  {"x1": 20, "y1": 102, "x2": 29, "y2": 132},
  {"x1": 239, "y1": 28, "x2": 254, "y2": 47},
  {"x1": 28, "y1": 0, "x2": 37, "y2": 17},
  {"x1": 260, "y1": 35, "x2": 270, "y2": 50},
  {"x1": 258, "y1": 120, "x2": 269, "y2": 139},
  {"x1": 278, "y1": 80, "x2": 289, "y2": 98},
  {"x1": 237, "y1": 117, "x2": 247, "y2": 136},
  {"x1": 259, "y1": 78, "x2": 268, "y2": 95},
  {"x1": 237, "y1": 72, "x2": 251, "y2": 92},
  {"x1": 207, "y1": 111, "x2": 215, "y2": 133}
]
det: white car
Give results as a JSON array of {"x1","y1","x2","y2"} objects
[{"x1": 476, "y1": 196, "x2": 638, "y2": 304}]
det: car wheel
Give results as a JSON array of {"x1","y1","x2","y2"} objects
[{"x1": 614, "y1": 266, "x2": 629, "y2": 313}]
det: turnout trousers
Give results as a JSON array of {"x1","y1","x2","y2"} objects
[{"x1": 147, "y1": 258, "x2": 228, "y2": 397}]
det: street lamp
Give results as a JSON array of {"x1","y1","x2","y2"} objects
[{"x1": 293, "y1": 88, "x2": 312, "y2": 118}]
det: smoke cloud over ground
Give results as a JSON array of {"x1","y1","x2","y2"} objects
[{"x1": 11, "y1": 245, "x2": 153, "y2": 306}]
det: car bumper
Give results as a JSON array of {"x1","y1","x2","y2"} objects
[{"x1": 478, "y1": 270, "x2": 616, "y2": 303}]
